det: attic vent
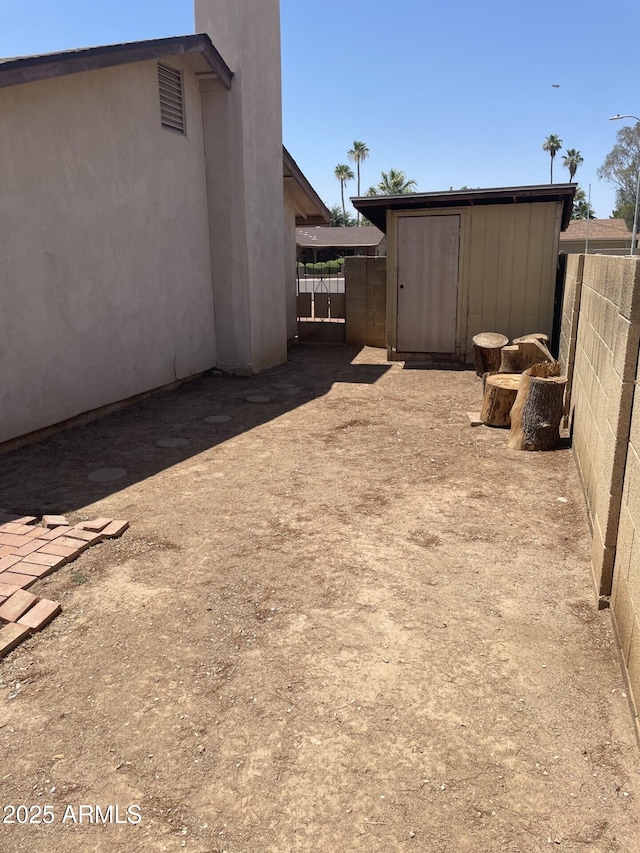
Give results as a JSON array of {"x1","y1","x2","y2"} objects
[{"x1": 158, "y1": 62, "x2": 184, "y2": 133}]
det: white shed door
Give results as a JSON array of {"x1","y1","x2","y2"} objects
[{"x1": 397, "y1": 215, "x2": 460, "y2": 353}]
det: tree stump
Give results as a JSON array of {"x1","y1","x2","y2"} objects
[
  {"x1": 480, "y1": 373, "x2": 521, "y2": 427},
  {"x1": 499, "y1": 345, "x2": 529, "y2": 373},
  {"x1": 498, "y1": 339, "x2": 553, "y2": 373},
  {"x1": 512, "y1": 333, "x2": 550, "y2": 345},
  {"x1": 508, "y1": 362, "x2": 566, "y2": 451},
  {"x1": 472, "y1": 332, "x2": 509, "y2": 377}
]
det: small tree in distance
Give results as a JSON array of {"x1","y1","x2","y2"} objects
[
  {"x1": 562, "y1": 149, "x2": 583, "y2": 183},
  {"x1": 571, "y1": 187, "x2": 596, "y2": 220},
  {"x1": 598, "y1": 120, "x2": 640, "y2": 230},
  {"x1": 367, "y1": 169, "x2": 418, "y2": 195},
  {"x1": 329, "y1": 204, "x2": 356, "y2": 227}
]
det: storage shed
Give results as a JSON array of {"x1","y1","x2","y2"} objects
[{"x1": 352, "y1": 184, "x2": 575, "y2": 363}]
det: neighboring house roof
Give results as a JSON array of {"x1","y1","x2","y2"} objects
[
  {"x1": 351, "y1": 184, "x2": 576, "y2": 232},
  {"x1": 0, "y1": 34, "x2": 233, "y2": 90},
  {"x1": 283, "y1": 148, "x2": 330, "y2": 227},
  {"x1": 296, "y1": 225, "x2": 385, "y2": 248},
  {"x1": 560, "y1": 218, "x2": 630, "y2": 241}
]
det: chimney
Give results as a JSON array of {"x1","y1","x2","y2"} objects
[{"x1": 195, "y1": 0, "x2": 287, "y2": 372}]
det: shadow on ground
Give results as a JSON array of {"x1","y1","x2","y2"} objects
[{"x1": 0, "y1": 344, "x2": 391, "y2": 514}]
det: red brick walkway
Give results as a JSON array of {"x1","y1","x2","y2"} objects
[{"x1": 0, "y1": 511, "x2": 128, "y2": 656}]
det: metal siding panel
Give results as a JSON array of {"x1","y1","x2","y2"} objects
[
  {"x1": 479, "y1": 206, "x2": 501, "y2": 334},
  {"x1": 397, "y1": 215, "x2": 459, "y2": 352},
  {"x1": 509, "y1": 203, "x2": 533, "y2": 336},
  {"x1": 495, "y1": 205, "x2": 516, "y2": 335}
]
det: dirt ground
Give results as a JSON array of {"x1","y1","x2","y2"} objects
[{"x1": 0, "y1": 344, "x2": 638, "y2": 853}]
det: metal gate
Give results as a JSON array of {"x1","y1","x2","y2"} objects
[{"x1": 296, "y1": 254, "x2": 346, "y2": 343}]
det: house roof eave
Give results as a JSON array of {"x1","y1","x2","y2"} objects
[
  {"x1": 0, "y1": 33, "x2": 234, "y2": 90},
  {"x1": 283, "y1": 146, "x2": 330, "y2": 226}
]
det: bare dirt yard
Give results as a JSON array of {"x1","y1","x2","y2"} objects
[{"x1": 0, "y1": 344, "x2": 638, "y2": 853}]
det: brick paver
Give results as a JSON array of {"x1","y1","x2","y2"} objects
[
  {"x1": 17, "y1": 599, "x2": 62, "y2": 632},
  {"x1": 0, "y1": 589, "x2": 38, "y2": 623},
  {"x1": 0, "y1": 571, "x2": 38, "y2": 589},
  {"x1": 0, "y1": 622, "x2": 31, "y2": 657},
  {"x1": 0, "y1": 513, "x2": 128, "y2": 658}
]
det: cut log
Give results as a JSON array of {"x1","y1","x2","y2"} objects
[
  {"x1": 512, "y1": 333, "x2": 549, "y2": 344},
  {"x1": 498, "y1": 338, "x2": 553, "y2": 373},
  {"x1": 499, "y1": 345, "x2": 529, "y2": 373},
  {"x1": 481, "y1": 370, "x2": 499, "y2": 394},
  {"x1": 508, "y1": 362, "x2": 566, "y2": 451},
  {"x1": 480, "y1": 373, "x2": 521, "y2": 427},
  {"x1": 472, "y1": 332, "x2": 509, "y2": 377}
]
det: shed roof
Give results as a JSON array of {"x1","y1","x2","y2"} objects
[
  {"x1": 560, "y1": 218, "x2": 630, "y2": 241},
  {"x1": 351, "y1": 184, "x2": 576, "y2": 232},
  {"x1": 0, "y1": 34, "x2": 233, "y2": 90},
  {"x1": 283, "y1": 149, "x2": 331, "y2": 227},
  {"x1": 296, "y1": 225, "x2": 385, "y2": 248}
]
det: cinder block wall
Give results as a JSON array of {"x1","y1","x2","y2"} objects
[
  {"x1": 558, "y1": 254, "x2": 584, "y2": 412},
  {"x1": 611, "y1": 349, "x2": 640, "y2": 716},
  {"x1": 345, "y1": 257, "x2": 387, "y2": 348},
  {"x1": 565, "y1": 255, "x2": 640, "y2": 602}
]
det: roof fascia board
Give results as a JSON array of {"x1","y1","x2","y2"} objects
[
  {"x1": 0, "y1": 34, "x2": 233, "y2": 91},
  {"x1": 283, "y1": 147, "x2": 330, "y2": 224},
  {"x1": 352, "y1": 185, "x2": 576, "y2": 232}
]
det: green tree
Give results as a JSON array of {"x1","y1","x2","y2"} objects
[
  {"x1": 571, "y1": 187, "x2": 596, "y2": 220},
  {"x1": 367, "y1": 169, "x2": 418, "y2": 195},
  {"x1": 542, "y1": 134, "x2": 563, "y2": 183},
  {"x1": 562, "y1": 149, "x2": 583, "y2": 182},
  {"x1": 329, "y1": 204, "x2": 356, "y2": 227},
  {"x1": 598, "y1": 121, "x2": 640, "y2": 231},
  {"x1": 334, "y1": 163, "x2": 354, "y2": 218}
]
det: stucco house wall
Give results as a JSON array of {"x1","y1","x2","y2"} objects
[
  {"x1": 196, "y1": 0, "x2": 287, "y2": 373},
  {"x1": 0, "y1": 57, "x2": 216, "y2": 444}
]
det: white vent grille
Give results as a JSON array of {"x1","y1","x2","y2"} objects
[{"x1": 158, "y1": 63, "x2": 184, "y2": 133}]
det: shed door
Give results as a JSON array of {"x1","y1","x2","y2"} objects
[{"x1": 397, "y1": 215, "x2": 460, "y2": 352}]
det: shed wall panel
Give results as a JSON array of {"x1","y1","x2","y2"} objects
[{"x1": 464, "y1": 201, "x2": 561, "y2": 358}]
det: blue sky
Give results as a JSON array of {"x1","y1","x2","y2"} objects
[{"x1": 1, "y1": 0, "x2": 638, "y2": 220}]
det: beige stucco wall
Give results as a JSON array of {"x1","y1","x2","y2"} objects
[
  {"x1": 197, "y1": 0, "x2": 287, "y2": 372},
  {"x1": 561, "y1": 239, "x2": 630, "y2": 254},
  {"x1": 0, "y1": 59, "x2": 216, "y2": 444}
]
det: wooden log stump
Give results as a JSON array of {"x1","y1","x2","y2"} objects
[
  {"x1": 480, "y1": 373, "x2": 521, "y2": 427},
  {"x1": 512, "y1": 333, "x2": 549, "y2": 345},
  {"x1": 499, "y1": 345, "x2": 529, "y2": 373},
  {"x1": 472, "y1": 332, "x2": 509, "y2": 377},
  {"x1": 508, "y1": 362, "x2": 566, "y2": 451},
  {"x1": 498, "y1": 339, "x2": 553, "y2": 373}
]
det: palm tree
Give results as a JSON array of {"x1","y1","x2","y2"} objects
[
  {"x1": 374, "y1": 169, "x2": 417, "y2": 195},
  {"x1": 562, "y1": 148, "x2": 583, "y2": 183},
  {"x1": 348, "y1": 140, "x2": 369, "y2": 222},
  {"x1": 571, "y1": 187, "x2": 596, "y2": 220},
  {"x1": 334, "y1": 163, "x2": 354, "y2": 218},
  {"x1": 542, "y1": 134, "x2": 563, "y2": 183}
]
